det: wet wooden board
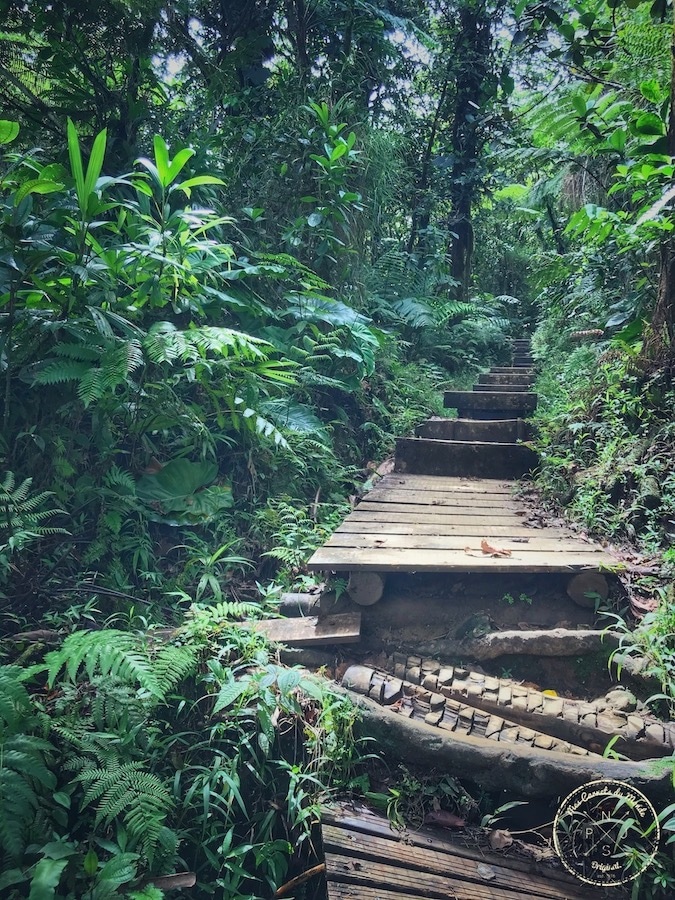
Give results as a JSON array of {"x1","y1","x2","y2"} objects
[
  {"x1": 322, "y1": 805, "x2": 600, "y2": 900},
  {"x1": 246, "y1": 612, "x2": 361, "y2": 646},
  {"x1": 308, "y1": 475, "x2": 617, "y2": 574}
]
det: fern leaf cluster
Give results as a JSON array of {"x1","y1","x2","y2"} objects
[
  {"x1": 0, "y1": 666, "x2": 56, "y2": 860},
  {"x1": 44, "y1": 630, "x2": 199, "y2": 701},
  {"x1": 76, "y1": 760, "x2": 172, "y2": 864},
  {"x1": 32, "y1": 338, "x2": 144, "y2": 406}
]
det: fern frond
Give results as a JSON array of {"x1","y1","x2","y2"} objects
[
  {"x1": 77, "y1": 762, "x2": 172, "y2": 864},
  {"x1": 32, "y1": 359, "x2": 91, "y2": 385},
  {"x1": 0, "y1": 666, "x2": 56, "y2": 860},
  {"x1": 45, "y1": 631, "x2": 163, "y2": 698}
]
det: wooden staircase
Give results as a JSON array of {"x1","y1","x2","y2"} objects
[{"x1": 395, "y1": 338, "x2": 538, "y2": 479}]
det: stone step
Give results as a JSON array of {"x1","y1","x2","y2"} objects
[
  {"x1": 415, "y1": 417, "x2": 533, "y2": 442},
  {"x1": 395, "y1": 437, "x2": 537, "y2": 479},
  {"x1": 513, "y1": 355, "x2": 534, "y2": 366},
  {"x1": 478, "y1": 373, "x2": 535, "y2": 386},
  {"x1": 444, "y1": 390, "x2": 537, "y2": 419},
  {"x1": 473, "y1": 382, "x2": 531, "y2": 393},
  {"x1": 491, "y1": 366, "x2": 534, "y2": 374},
  {"x1": 511, "y1": 340, "x2": 531, "y2": 349}
]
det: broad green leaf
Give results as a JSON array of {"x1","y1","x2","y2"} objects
[
  {"x1": 633, "y1": 112, "x2": 665, "y2": 137},
  {"x1": 14, "y1": 179, "x2": 64, "y2": 205},
  {"x1": 277, "y1": 668, "x2": 301, "y2": 695},
  {"x1": 153, "y1": 134, "x2": 170, "y2": 184},
  {"x1": 640, "y1": 80, "x2": 662, "y2": 104},
  {"x1": 28, "y1": 858, "x2": 68, "y2": 900},
  {"x1": 174, "y1": 175, "x2": 225, "y2": 195},
  {"x1": 330, "y1": 142, "x2": 348, "y2": 161},
  {"x1": 0, "y1": 120, "x2": 19, "y2": 144},
  {"x1": 213, "y1": 679, "x2": 247, "y2": 713},
  {"x1": 570, "y1": 94, "x2": 587, "y2": 117},
  {"x1": 167, "y1": 147, "x2": 195, "y2": 184},
  {"x1": 67, "y1": 118, "x2": 85, "y2": 205},
  {"x1": 83, "y1": 849, "x2": 98, "y2": 876},
  {"x1": 136, "y1": 459, "x2": 218, "y2": 504},
  {"x1": 259, "y1": 398, "x2": 329, "y2": 441},
  {"x1": 83, "y1": 128, "x2": 107, "y2": 201}
]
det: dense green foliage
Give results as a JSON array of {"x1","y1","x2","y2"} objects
[{"x1": 0, "y1": 619, "x2": 368, "y2": 898}]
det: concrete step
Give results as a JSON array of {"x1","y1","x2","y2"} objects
[
  {"x1": 478, "y1": 373, "x2": 535, "y2": 387},
  {"x1": 444, "y1": 390, "x2": 537, "y2": 419},
  {"x1": 513, "y1": 355, "x2": 534, "y2": 366},
  {"x1": 473, "y1": 382, "x2": 531, "y2": 392},
  {"x1": 395, "y1": 437, "x2": 537, "y2": 479},
  {"x1": 491, "y1": 366, "x2": 535, "y2": 374},
  {"x1": 511, "y1": 340, "x2": 531, "y2": 349},
  {"x1": 415, "y1": 417, "x2": 533, "y2": 443}
]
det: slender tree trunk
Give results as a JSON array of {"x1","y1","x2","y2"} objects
[
  {"x1": 648, "y1": 1, "x2": 675, "y2": 355},
  {"x1": 447, "y1": 2, "x2": 492, "y2": 300},
  {"x1": 406, "y1": 71, "x2": 451, "y2": 256}
]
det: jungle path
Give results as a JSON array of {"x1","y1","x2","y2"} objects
[{"x1": 295, "y1": 339, "x2": 670, "y2": 900}]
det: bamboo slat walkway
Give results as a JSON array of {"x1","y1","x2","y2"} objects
[{"x1": 307, "y1": 475, "x2": 617, "y2": 574}]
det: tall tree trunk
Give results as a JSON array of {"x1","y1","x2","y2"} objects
[
  {"x1": 447, "y1": 1, "x2": 493, "y2": 300},
  {"x1": 406, "y1": 71, "x2": 451, "y2": 256},
  {"x1": 648, "y1": 2, "x2": 675, "y2": 355}
]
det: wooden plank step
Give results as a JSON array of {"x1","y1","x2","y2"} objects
[
  {"x1": 473, "y1": 383, "x2": 531, "y2": 392},
  {"x1": 322, "y1": 806, "x2": 597, "y2": 899},
  {"x1": 395, "y1": 437, "x2": 537, "y2": 479},
  {"x1": 355, "y1": 500, "x2": 526, "y2": 517},
  {"x1": 372, "y1": 475, "x2": 516, "y2": 494},
  {"x1": 415, "y1": 418, "x2": 533, "y2": 442},
  {"x1": 349, "y1": 507, "x2": 532, "y2": 524},
  {"x1": 335, "y1": 521, "x2": 572, "y2": 538},
  {"x1": 444, "y1": 391, "x2": 537, "y2": 412},
  {"x1": 364, "y1": 486, "x2": 521, "y2": 507},
  {"x1": 307, "y1": 546, "x2": 616, "y2": 573},
  {"x1": 323, "y1": 532, "x2": 595, "y2": 552},
  {"x1": 478, "y1": 373, "x2": 535, "y2": 385},
  {"x1": 322, "y1": 823, "x2": 584, "y2": 900},
  {"x1": 327, "y1": 851, "x2": 538, "y2": 900},
  {"x1": 247, "y1": 612, "x2": 360, "y2": 645}
]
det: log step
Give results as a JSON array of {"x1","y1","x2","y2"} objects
[
  {"x1": 415, "y1": 417, "x2": 533, "y2": 442},
  {"x1": 395, "y1": 437, "x2": 537, "y2": 479},
  {"x1": 246, "y1": 612, "x2": 361, "y2": 646},
  {"x1": 344, "y1": 660, "x2": 675, "y2": 760}
]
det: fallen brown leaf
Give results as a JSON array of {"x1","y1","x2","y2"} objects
[
  {"x1": 481, "y1": 539, "x2": 512, "y2": 558},
  {"x1": 488, "y1": 829, "x2": 513, "y2": 851},
  {"x1": 424, "y1": 810, "x2": 466, "y2": 829}
]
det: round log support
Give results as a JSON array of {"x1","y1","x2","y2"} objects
[
  {"x1": 347, "y1": 572, "x2": 385, "y2": 606},
  {"x1": 566, "y1": 572, "x2": 609, "y2": 608}
]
